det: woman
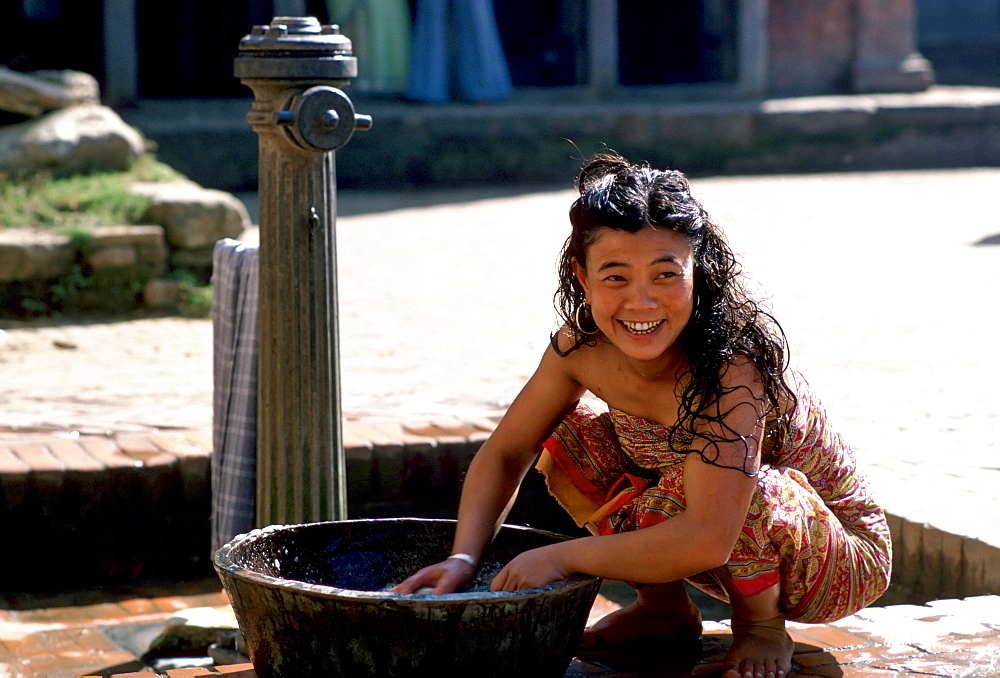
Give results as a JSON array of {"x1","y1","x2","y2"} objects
[{"x1": 393, "y1": 152, "x2": 892, "y2": 678}]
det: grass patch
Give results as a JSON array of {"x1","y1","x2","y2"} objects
[
  {"x1": 169, "y1": 270, "x2": 214, "y2": 319},
  {"x1": 0, "y1": 155, "x2": 183, "y2": 232}
]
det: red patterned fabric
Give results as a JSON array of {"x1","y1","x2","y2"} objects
[{"x1": 538, "y1": 372, "x2": 892, "y2": 623}]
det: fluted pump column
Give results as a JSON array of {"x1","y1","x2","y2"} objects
[{"x1": 234, "y1": 16, "x2": 371, "y2": 526}]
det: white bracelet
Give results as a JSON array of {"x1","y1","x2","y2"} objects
[{"x1": 447, "y1": 553, "x2": 477, "y2": 568}]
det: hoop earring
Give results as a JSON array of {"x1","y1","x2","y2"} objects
[{"x1": 574, "y1": 303, "x2": 600, "y2": 336}]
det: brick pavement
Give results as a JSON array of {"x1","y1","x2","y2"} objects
[
  {"x1": 1, "y1": 424, "x2": 999, "y2": 676},
  {"x1": 2, "y1": 574, "x2": 998, "y2": 676}
]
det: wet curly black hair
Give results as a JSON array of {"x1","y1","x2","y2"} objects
[{"x1": 553, "y1": 152, "x2": 795, "y2": 473}]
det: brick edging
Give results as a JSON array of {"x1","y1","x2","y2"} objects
[{"x1": 3, "y1": 417, "x2": 999, "y2": 603}]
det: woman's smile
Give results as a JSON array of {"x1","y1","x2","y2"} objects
[
  {"x1": 572, "y1": 225, "x2": 695, "y2": 366},
  {"x1": 618, "y1": 319, "x2": 664, "y2": 335}
]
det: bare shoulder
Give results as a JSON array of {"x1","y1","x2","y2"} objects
[
  {"x1": 487, "y1": 332, "x2": 588, "y2": 454},
  {"x1": 720, "y1": 354, "x2": 797, "y2": 414},
  {"x1": 719, "y1": 354, "x2": 766, "y2": 397}
]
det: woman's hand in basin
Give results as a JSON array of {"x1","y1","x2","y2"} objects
[
  {"x1": 490, "y1": 544, "x2": 571, "y2": 591},
  {"x1": 390, "y1": 557, "x2": 476, "y2": 594}
]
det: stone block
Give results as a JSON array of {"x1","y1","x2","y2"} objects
[
  {"x1": 963, "y1": 539, "x2": 1000, "y2": 596},
  {"x1": 935, "y1": 529, "x2": 965, "y2": 600},
  {"x1": 0, "y1": 67, "x2": 100, "y2": 116},
  {"x1": 213, "y1": 664, "x2": 257, "y2": 677},
  {"x1": 88, "y1": 224, "x2": 165, "y2": 248},
  {"x1": 0, "y1": 445, "x2": 30, "y2": 513},
  {"x1": 761, "y1": 102, "x2": 876, "y2": 135},
  {"x1": 897, "y1": 518, "x2": 925, "y2": 599},
  {"x1": 342, "y1": 426, "x2": 375, "y2": 503},
  {"x1": 131, "y1": 181, "x2": 250, "y2": 250},
  {"x1": 170, "y1": 245, "x2": 216, "y2": 271},
  {"x1": 143, "y1": 278, "x2": 182, "y2": 309},
  {"x1": 0, "y1": 229, "x2": 74, "y2": 282},
  {"x1": 11, "y1": 442, "x2": 65, "y2": 492},
  {"x1": 390, "y1": 428, "x2": 441, "y2": 506},
  {"x1": 350, "y1": 422, "x2": 406, "y2": 500},
  {"x1": 144, "y1": 606, "x2": 238, "y2": 662},
  {"x1": 655, "y1": 107, "x2": 756, "y2": 147},
  {"x1": 115, "y1": 433, "x2": 179, "y2": 506},
  {"x1": 86, "y1": 245, "x2": 137, "y2": 269},
  {"x1": 0, "y1": 103, "x2": 145, "y2": 175},
  {"x1": 84, "y1": 225, "x2": 169, "y2": 278},
  {"x1": 853, "y1": 54, "x2": 934, "y2": 94},
  {"x1": 920, "y1": 527, "x2": 946, "y2": 601},
  {"x1": 78, "y1": 436, "x2": 144, "y2": 512},
  {"x1": 149, "y1": 432, "x2": 210, "y2": 508},
  {"x1": 40, "y1": 439, "x2": 107, "y2": 534}
]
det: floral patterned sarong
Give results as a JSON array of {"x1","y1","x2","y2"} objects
[{"x1": 536, "y1": 373, "x2": 892, "y2": 624}]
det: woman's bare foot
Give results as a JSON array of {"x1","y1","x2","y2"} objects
[
  {"x1": 580, "y1": 582, "x2": 702, "y2": 649},
  {"x1": 694, "y1": 615, "x2": 794, "y2": 677},
  {"x1": 691, "y1": 567, "x2": 794, "y2": 676}
]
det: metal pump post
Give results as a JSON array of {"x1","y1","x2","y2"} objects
[{"x1": 234, "y1": 16, "x2": 371, "y2": 526}]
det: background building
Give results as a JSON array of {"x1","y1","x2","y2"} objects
[{"x1": 8, "y1": 0, "x2": 983, "y2": 107}]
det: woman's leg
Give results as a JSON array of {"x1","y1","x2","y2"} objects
[
  {"x1": 693, "y1": 568, "x2": 794, "y2": 678},
  {"x1": 580, "y1": 580, "x2": 703, "y2": 648}
]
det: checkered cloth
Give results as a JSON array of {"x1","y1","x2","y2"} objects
[{"x1": 211, "y1": 239, "x2": 259, "y2": 554}]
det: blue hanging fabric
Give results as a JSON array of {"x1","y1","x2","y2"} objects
[
  {"x1": 454, "y1": 0, "x2": 513, "y2": 101},
  {"x1": 407, "y1": 0, "x2": 513, "y2": 103}
]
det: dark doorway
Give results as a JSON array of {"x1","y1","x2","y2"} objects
[
  {"x1": 494, "y1": 0, "x2": 588, "y2": 87},
  {"x1": 137, "y1": 0, "x2": 276, "y2": 98},
  {"x1": 618, "y1": 0, "x2": 737, "y2": 85},
  {"x1": 3, "y1": 1, "x2": 104, "y2": 80}
]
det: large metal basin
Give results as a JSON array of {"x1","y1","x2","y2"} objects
[{"x1": 213, "y1": 518, "x2": 601, "y2": 677}]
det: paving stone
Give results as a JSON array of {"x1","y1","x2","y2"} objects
[
  {"x1": 149, "y1": 431, "x2": 210, "y2": 502},
  {"x1": 213, "y1": 665, "x2": 257, "y2": 677},
  {"x1": 115, "y1": 433, "x2": 177, "y2": 469},
  {"x1": 347, "y1": 421, "x2": 406, "y2": 501},
  {"x1": 215, "y1": 664, "x2": 257, "y2": 678},
  {"x1": 79, "y1": 436, "x2": 142, "y2": 471},
  {"x1": 45, "y1": 438, "x2": 104, "y2": 473},
  {"x1": 786, "y1": 621, "x2": 878, "y2": 650},
  {"x1": 794, "y1": 644, "x2": 920, "y2": 667},
  {"x1": 815, "y1": 668, "x2": 897, "y2": 677},
  {"x1": 0, "y1": 445, "x2": 30, "y2": 512},
  {"x1": 10, "y1": 442, "x2": 65, "y2": 488},
  {"x1": 928, "y1": 595, "x2": 1000, "y2": 625}
]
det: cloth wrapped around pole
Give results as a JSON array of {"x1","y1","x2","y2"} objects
[{"x1": 211, "y1": 238, "x2": 259, "y2": 553}]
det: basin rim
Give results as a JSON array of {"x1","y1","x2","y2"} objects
[{"x1": 213, "y1": 517, "x2": 602, "y2": 605}]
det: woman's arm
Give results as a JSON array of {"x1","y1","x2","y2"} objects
[
  {"x1": 391, "y1": 343, "x2": 586, "y2": 593},
  {"x1": 491, "y1": 360, "x2": 765, "y2": 589}
]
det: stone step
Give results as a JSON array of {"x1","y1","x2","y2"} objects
[{"x1": 120, "y1": 86, "x2": 1000, "y2": 193}]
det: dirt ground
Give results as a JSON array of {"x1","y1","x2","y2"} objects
[
  {"x1": 3, "y1": 171, "x2": 998, "y2": 466},
  {"x1": 0, "y1": 313, "x2": 214, "y2": 435}
]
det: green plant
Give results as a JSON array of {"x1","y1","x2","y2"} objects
[
  {"x1": 170, "y1": 270, "x2": 214, "y2": 318},
  {"x1": 49, "y1": 264, "x2": 93, "y2": 302},
  {"x1": 177, "y1": 283, "x2": 213, "y2": 318},
  {"x1": 65, "y1": 224, "x2": 96, "y2": 248},
  {"x1": 0, "y1": 155, "x2": 183, "y2": 230}
]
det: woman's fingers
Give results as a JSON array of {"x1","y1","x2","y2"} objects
[
  {"x1": 390, "y1": 559, "x2": 475, "y2": 594},
  {"x1": 490, "y1": 546, "x2": 570, "y2": 591}
]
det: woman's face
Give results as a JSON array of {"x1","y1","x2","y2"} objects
[{"x1": 573, "y1": 226, "x2": 695, "y2": 366}]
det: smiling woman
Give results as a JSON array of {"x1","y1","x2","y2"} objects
[
  {"x1": 569, "y1": 227, "x2": 695, "y2": 376},
  {"x1": 392, "y1": 152, "x2": 892, "y2": 678}
]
